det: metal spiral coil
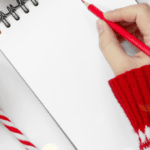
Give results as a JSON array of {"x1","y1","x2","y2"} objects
[{"x1": 0, "y1": 0, "x2": 38, "y2": 28}]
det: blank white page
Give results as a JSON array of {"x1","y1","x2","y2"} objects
[{"x1": 0, "y1": 0, "x2": 139, "y2": 150}]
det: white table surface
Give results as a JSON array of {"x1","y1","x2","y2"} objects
[{"x1": 0, "y1": 0, "x2": 142, "y2": 150}]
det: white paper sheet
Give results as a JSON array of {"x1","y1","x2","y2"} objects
[{"x1": 0, "y1": 0, "x2": 141, "y2": 150}]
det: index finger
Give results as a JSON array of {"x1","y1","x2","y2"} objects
[{"x1": 103, "y1": 3, "x2": 150, "y2": 37}]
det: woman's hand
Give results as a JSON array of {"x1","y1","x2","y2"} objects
[{"x1": 96, "y1": 3, "x2": 150, "y2": 77}]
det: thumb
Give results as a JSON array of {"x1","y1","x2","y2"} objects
[{"x1": 96, "y1": 19, "x2": 128, "y2": 65}]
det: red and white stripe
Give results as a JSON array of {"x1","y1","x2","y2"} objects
[{"x1": 0, "y1": 109, "x2": 38, "y2": 150}]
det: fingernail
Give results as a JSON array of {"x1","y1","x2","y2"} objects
[{"x1": 96, "y1": 20, "x2": 103, "y2": 34}]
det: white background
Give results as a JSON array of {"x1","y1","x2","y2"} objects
[{"x1": 0, "y1": 0, "x2": 146, "y2": 150}]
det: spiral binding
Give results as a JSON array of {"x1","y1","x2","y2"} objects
[{"x1": 0, "y1": 0, "x2": 39, "y2": 28}]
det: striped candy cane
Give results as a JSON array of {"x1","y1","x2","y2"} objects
[{"x1": 0, "y1": 109, "x2": 38, "y2": 150}]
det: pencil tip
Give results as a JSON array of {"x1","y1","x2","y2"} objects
[{"x1": 81, "y1": 0, "x2": 84, "y2": 3}]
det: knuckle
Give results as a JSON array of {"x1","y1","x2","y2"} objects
[
  {"x1": 141, "y1": 2, "x2": 149, "y2": 7},
  {"x1": 140, "y1": 3, "x2": 150, "y2": 10}
]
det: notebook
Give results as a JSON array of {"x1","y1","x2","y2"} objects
[{"x1": 0, "y1": 0, "x2": 141, "y2": 150}]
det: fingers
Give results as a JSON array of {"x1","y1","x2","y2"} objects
[
  {"x1": 103, "y1": 3, "x2": 150, "y2": 38},
  {"x1": 103, "y1": 3, "x2": 150, "y2": 58},
  {"x1": 96, "y1": 19, "x2": 129, "y2": 69}
]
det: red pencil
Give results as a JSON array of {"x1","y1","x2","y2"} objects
[{"x1": 82, "y1": 1, "x2": 150, "y2": 57}]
